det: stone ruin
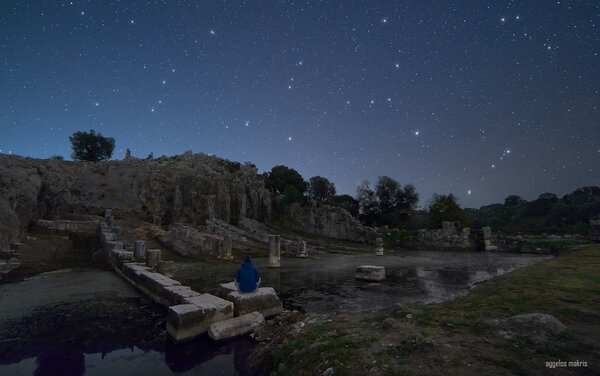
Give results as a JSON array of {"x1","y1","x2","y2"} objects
[
  {"x1": 375, "y1": 237, "x2": 384, "y2": 256},
  {"x1": 268, "y1": 235, "x2": 281, "y2": 268},
  {"x1": 416, "y1": 221, "x2": 474, "y2": 250}
]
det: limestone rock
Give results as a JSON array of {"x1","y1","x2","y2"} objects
[
  {"x1": 208, "y1": 311, "x2": 265, "y2": 341},
  {"x1": 489, "y1": 313, "x2": 566, "y2": 343}
]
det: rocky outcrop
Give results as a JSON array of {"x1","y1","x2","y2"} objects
[
  {"x1": 0, "y1": 153, "x2": 375, "y2": 248},
  {"x1": 282, "y1": 203, "x2": 376, "y2": 242},
  {"x1": 0, "y1": 153, "x2": 271, "y2": 248}
]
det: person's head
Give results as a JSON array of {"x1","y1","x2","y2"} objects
[{"x1": 244, "y1": 256, "x2": 252, "y2": 263}]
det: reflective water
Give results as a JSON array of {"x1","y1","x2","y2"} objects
[
  {"x1": 0, "y1": 251, "x2": 550, "y2": 375},
  {"x1": 177, "y1": 250, "x2": 552, "y2": 313},
  {"x1": 0, "y1": 270, "x2": 256, "y2": 376}
]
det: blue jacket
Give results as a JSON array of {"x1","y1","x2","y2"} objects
[{"x1": 235, "y1": 262, "x2": 260, "y2": 292}]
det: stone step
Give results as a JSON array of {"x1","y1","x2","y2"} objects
[
  {"x1": 218, "y1": 282, "x2": 283, "y2": 318},
  {"x1": 208, "y1": 311, "x2": 265, "y2": 341},
  {"x1": 167, "y1": 294, "x2": 234, "y2": 342}
]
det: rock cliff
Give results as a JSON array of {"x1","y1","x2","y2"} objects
[
  {"x1": 0, "y1": 153, "x2": 272, "y2": 248},
  {"x1": 0, "y1": 153, "x2": 372, "y2": 248}
]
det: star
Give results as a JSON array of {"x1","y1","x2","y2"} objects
[
  {"x1": 468, "y1": 189, "x2": 472, "y2": 195},
  {"x1": 414, "y1": 131, "x2": 419, "y2": 136},
  {"x1": 288, "y1": 136, "x2": 293, "y2": 141},
  {"x1": 501, "y1": 17, "x2": 505, "y2": 22},
  {"x1": 210, "y1": 30, "x2": 216, "y2": 35}
]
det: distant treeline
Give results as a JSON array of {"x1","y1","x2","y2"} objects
[
  {"x1": 463, "y1": 187, "x2": 600, "y2": 234},
  {"x1": 262, "y1": 165, "x2": 600, "y2": 235}
]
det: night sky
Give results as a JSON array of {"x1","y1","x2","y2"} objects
[{"x1": 1, "y1": 1, "x2": 598, "y2": 208}]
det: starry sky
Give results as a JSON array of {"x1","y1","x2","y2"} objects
[{"x1": 1, "y1": 1, "x2": 599, "y2": 208}]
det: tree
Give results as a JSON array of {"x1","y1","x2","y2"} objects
[
  {"x1": 69, "y1": 129, "x2": 115, "y2": 161},
  {"x1": 308, "y1": 176, "x2": 336, "y2": 203},
  {"x1": 356, "y1": 181, "x2": 379, "y2": 226},
  {"x1": 504, "y1": 195, "x2": 526, "y2": 206},
  {"x1": 374, "y1": 176, "x2": 419, "y2": 227},
  {"x1": 328, "y1": 194, "x2": 359, "y2": 217},
  {"x1": 428, "y1": 193, "x2": 469, "y2": 228},
  {"x1": 266, "y1": 165, "x2": 307, "y2": 204}
]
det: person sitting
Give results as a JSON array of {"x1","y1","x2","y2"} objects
[{"x1": 235, "y1": 256, "x2": 261, "y2": 293}]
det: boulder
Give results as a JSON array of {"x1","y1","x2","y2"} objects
[
  {"x1": 218, "y1": 282, "x2": 283, "y2": 317},
  {"x1": 355, "y1": 265, "x2": 385, "y2": 281},
  {"x1": 489, "y1": 313, "x2": 566, "y2": 343},
  {"x1": 208, "y1": 311, "x2": 265, "y2": 341},
  {"x1": 167, "y1": 294, "x2": 234, "y2": 342}
]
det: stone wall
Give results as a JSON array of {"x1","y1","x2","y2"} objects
[{"x1": 415, "y1": 221, "x2": 475, "y2": 250}]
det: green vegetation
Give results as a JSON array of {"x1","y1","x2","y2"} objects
[
  {"x1": 69, "y1": 129, "x2": 115, "y2": 161},
  {"x1": 265, "y1": 165, "x2": 308, "y2": 204},
  {"x1": 269, "y1": 245, "x2": 600, "y2": 375},
  {"x1": 307, "y1": 176, "x2": 336, "y2": 203},
  {"x1": 427, "y1": 193, "x2": 469, "y2": 228},
  {"x1": 356, "y1": 177, "x2": 418, "y2": 227},
  {"x1": 466, "y1": 187, "x2": 600, "y2": 234}
]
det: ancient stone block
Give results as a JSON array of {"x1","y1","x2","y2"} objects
[
  {"x1": 134, "y1": 240, "x2": 146, "y2": 260},
  {"x1": 355, "y1": 265, "x2": 386, "y2": 281},
  {"x1": 297, "y1": 240, "x2": 308, "y2": 257},
  {"x1": 105, "y1": 208, "x2": 112, "y2": 218},
  {"x1": 158, "y1": 260, "x2": 175, "y2": 278},
  {"x1": 375, "y1": 237, "x2": 384, "y2": 256},
  {"x1": 268, "y1": 235, "x2": 280, "y2": 268},
  {"x1": 482, "y1": 226, "x2": 492, "y2": 240},
  {"x1": 220, "y1": 235, "x2": 233, "y2": 259},
  {"x1": 102, "y1": 232, "x2": 116, "y2": 242},
  {"x1": 167, "y1": 294, "x2": 234, "y2": 342},
  {"x1": 137, "y1": 271, "x2": 181, "y2": 305},
  {"x1": 218, "y1": 282, "x2": 283, "y2": 317},
  {"x1": 110, "y1": 249, "x2": 134, "y2": 262},
  {"x1": 120, "y1": 263, "x2": 151, "y2": 283},
  {"x1": 208, "y1": 311, "x2": 265, "y2": 341},
  {"x1": 162, "y1": 285, "x2": 202, "y2": 306},
  {"x1": 146, "y1": 249, "x2": 161, "y2": 267}
]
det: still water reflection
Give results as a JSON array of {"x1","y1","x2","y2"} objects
[{"x1": 0, "y1": 251, "x2": 550, "y2": 375}]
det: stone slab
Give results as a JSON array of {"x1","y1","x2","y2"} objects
[
  {"x1": 167, "y1": 294, "x2": 234, "y2": 342},
  {"x1": 110, "y1": 249, "x2": 134, "y2": 261},
  {"x1": 163, "y1": 285, "x2": 202, "y2": 306},
  {"x1": 355, "y1": 265, "x2": 386, "y2": 281},
  {"x1": 218, "y1": 282, "x2": 283, "y2": 318},
  {"x1": 120, "y1": 263, "x2": 151, "y2": 283},
  {"x1": 137, "y1": 271, "x2": 181, "y2": 305},
  {"x1": 208, "y1": 311, "x2": 265, "y2": 341}
]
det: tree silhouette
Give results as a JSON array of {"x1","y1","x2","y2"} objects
[{"x1": 69, "y1": 129, "x2": 115, "y2": 161}]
